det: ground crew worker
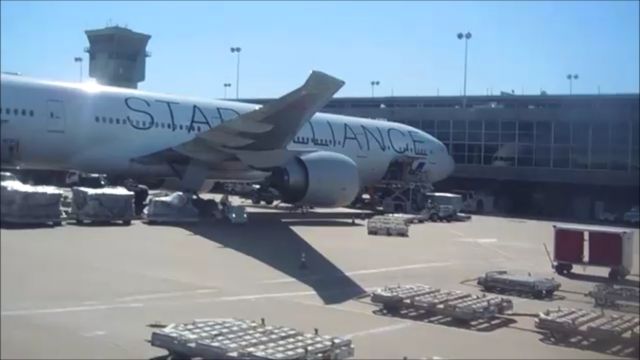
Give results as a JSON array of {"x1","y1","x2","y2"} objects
[{"x1": 123, "y1": 179, "x2": 149, "y2": 216}]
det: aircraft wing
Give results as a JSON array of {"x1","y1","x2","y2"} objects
[{"x1": 134, "y1": 71, "x2": 345, "y2": 169}]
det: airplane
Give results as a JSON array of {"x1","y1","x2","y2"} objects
[{"x1": 0, "y1": 71, "x2": 454, "y2": 209}]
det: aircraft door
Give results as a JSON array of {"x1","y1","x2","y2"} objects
[
  {"x1": 0, "y1": 138, "x2": 20, "y2": 164},
  {"x1": 46, "y1": 100, "x2": 66, "y2": 133}
]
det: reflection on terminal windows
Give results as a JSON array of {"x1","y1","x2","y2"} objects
[{"x1": 553, "y1": 145, "x2": 570, "y2": 168}]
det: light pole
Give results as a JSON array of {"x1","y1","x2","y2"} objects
[
  {"x1": 370, "y1": 80, "x2": 380, "y2": 97},
  {"x1": 566, "y1": 74, "x2": 578, "y2": 95},
  {"x1": 74, "y1": 56, "x2": 83, "y2": 82},
  {"x1": 230, "y1": 47, "x2": 242, "y2": 99},
  {"x1": 456, "y1": 31, "x2": 472, "y2": 108},
  {"x1": 223, "y1": 83, "x2": 231, "y2": 99}
]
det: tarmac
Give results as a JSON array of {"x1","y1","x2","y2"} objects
[{"x1": 1, "y1": 197, "x2": 639, "y2": 359}]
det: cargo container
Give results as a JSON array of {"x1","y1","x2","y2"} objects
[{"x1": 552, "y1": 224, "x2": 635, "y2": 281}]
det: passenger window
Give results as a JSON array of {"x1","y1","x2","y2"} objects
[
  {"x1": 21, "y1": 109, "x2": 26, "y2": 116},
  {"x1": 109, "y1": 118, "x2": 113, "y2": 124},
  {"x1": 50, "y1": 112, "x2": 54, "y2": 118},
  {"x1": 197, "y1": 126, "x2": 201, "y2": 132},
  {"x1": 95, "y1": 116, "x2": 100, "y2": 122},
  {"x1": 161, "y1": 123, "x2": 165, "y2": 129},
  {"x1": 179, "y1": 125, "x2": 183, "y2": 130},
  {"x1": 15, "y1": 109, "x2": 19, "y2": 115},
  {"x1": 102, "y1": 117, "x2": 107, "y2": 123},
  {"x1": 5, "y1": 108, "x2": 9, "y2": 115},
  {"x1": 29, "y1": 110, "x2": 34, "y2": 117}
]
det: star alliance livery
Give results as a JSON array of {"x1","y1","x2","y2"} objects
[{"x1": 0, "y1": 71, "x2": 454, "y2": 207}]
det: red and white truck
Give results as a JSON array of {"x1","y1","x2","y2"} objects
[{"x1": 550, "y1": 224, "x2": 635, "y2": 281}]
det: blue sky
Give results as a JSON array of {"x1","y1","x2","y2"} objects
[{"x1": 1, "y1": 1, "x2": 638, "y2": 98}]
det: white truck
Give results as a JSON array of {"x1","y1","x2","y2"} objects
[{"x1": 450, "y1": 189, "x2": 494, "y2": 214}]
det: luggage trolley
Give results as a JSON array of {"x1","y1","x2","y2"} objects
[
  {"x1": 586, "y1": 283, "x2": 640, "y2": 310},
  {"x1": 370, "y1": 284, "x2": 513, "y2": 323},
  {"x1": 149, "y1": 318, "x2": 355, "y2": 359},
  {"x1": 535, "y1": 307, "x2": 639, "y2": 345}
]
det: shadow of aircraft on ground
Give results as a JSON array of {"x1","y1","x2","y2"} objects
[{"x1": 174, "y1": 211, "x2": 368, "y2": 305}]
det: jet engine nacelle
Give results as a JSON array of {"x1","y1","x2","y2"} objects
[{"x1": 270, "y1": 151, "x2": 360, "y2": 207}]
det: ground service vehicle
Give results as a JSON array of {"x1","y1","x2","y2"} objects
[
  {"x1": 477, "y1": 270, "x2": 561, "y2": 299},
  {"x1": 450, "y1": 189, "x2": 494, "y2": 214}
]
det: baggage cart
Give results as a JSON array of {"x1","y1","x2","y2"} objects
[
  {"x1": 1, "y1": 179, "x2": 63, "y2": 226},
  {"x1": 371, "y1": 284, "x2": 513, "y2": 323},
  {"x1": 367, "y1": 216, "x2": 409, "y2": 237},
  {"x1": 144, "y1": 192, "x2": 200, "y2": 223},
  {"x1": 476, "y1": 270, "x2": 561, "y2": 299},
  {"x1": 535, "y1": 307, "x2": 639, "y2": 344},
  {"x1": 149, "y1": 318, "x2": 355, "y2": 359},
  {"x1": 70, "y1": 187, "x2": 134, "y2": 225},
  {"x1": 551, "y1": 224, "x2": 635, "y2": 281},
  {"x1": 586, "y1": 283, "x2": 640, "y2": 310}
]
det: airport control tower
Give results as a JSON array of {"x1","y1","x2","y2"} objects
[{"x1": 84, "y1": 26, "x2": 151, "y2": 89}]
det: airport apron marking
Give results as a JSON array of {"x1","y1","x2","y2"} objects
[
  {"x1": 263, "y1": 262, "x2": 454, "y2": 284},
  {"x1": 1, "y1": 303, "x2": 143, "y2": 316}
]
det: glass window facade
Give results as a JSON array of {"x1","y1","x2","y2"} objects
[{"x1": 416, "y1": 117, "x2": 636, "y2": 173}]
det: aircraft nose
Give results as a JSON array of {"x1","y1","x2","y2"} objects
[
  {"x1": 443, "y1": 153, "x2": 455, "y2": 178},
  {"x1": 429, "y1": 146, "x2": 455, "y2": 183}
]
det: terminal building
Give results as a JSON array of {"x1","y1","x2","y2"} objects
[{"x1": 243, "y1": 94, "x2": 639, "y2": 220}]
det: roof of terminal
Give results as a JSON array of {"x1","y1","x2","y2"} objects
[{"x1": 241, "y1": 93, "x2": 639, "y2": 110}]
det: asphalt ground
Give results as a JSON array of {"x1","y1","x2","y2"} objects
[{"x1": 1, "y1": 199, "x2": 639, "y2": 359}]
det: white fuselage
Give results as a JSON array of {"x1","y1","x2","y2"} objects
[{"x1": 0, "y1": 74, "x2": 454, "y2": 187}]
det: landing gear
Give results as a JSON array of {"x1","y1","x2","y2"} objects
[
  {"x1": 249, "y1": 186, "x2": 278, "y2": 206},
  {"x1": 190, "y1": 194, "x2": 219, "y2": 218}
]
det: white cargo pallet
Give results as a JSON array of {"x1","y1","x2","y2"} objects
[
  {"x1": 371, "y1": 284, "x2": 513, "y2": 322},
  {"x1": 367, "y1": 216, "x2": 409, "y2": 237},
  {"x1": 535, "y1": 307, "x2": 640, "y2": 343},
  {"x1": 150, "y1": 318, "x2": 355, "y2": 359}
]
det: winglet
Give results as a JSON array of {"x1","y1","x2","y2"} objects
[
  {"x1": 302, "y1": 71, "x2": 345, "y2": 97},
  {"x1": 197, "y1": 70, "x2": 345, "y2": 151}
]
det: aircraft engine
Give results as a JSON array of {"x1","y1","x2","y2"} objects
[{"x1": 269, "y1": 151, "x2": 360, "y2": 207}]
